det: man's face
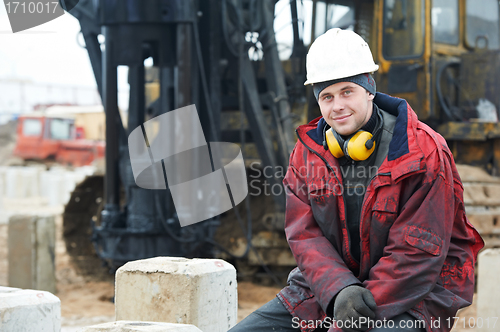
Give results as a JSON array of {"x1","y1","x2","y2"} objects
[{"x1": 317, "y1": 82, "x2": 374, "y2": 136}]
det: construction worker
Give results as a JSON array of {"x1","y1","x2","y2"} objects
[{"x1": 229, "y1": 28, "x2": 484, "y2": 332}]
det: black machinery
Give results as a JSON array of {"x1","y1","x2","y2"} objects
[{"x1": 62, "y1": 0, "x2": 308, "y2": 280}]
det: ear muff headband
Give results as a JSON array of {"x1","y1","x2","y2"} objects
[{"x1": 323, "y1": 109, "x2": 384, "y2": 161}]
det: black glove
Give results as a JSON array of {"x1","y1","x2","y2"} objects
[{"x1": 333, "y1": 285, "x2": 377, "y2": 332}]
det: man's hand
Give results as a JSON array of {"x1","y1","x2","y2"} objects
[{"x1": 333, "y1": 285, "x2": 377, "y2": 332}]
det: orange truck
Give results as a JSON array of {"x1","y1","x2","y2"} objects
[{"x1": 13, "y1": 107, "x2": 106, "y2": 167}]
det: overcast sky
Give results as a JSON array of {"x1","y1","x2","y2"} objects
[
  {"x1": 0, "y1": 4, "x2": 97, "y2": 86},
  {"x1": 0, "y1": 3, "x2": 136, "y2": 115},
  {"x1": 0, "y1": 0, "x2": 311, "y2": 82},
  {"x1": 0, "y1": 0, "x2": 326, "y2": 116}
]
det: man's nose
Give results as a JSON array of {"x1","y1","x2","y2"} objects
[{"x1": 332, "y1": 98, "x2": 344, "y2": 112}]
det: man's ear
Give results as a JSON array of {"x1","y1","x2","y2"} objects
[{"x1": 367, "y1": 93, "x2": 375, "y2": 101}]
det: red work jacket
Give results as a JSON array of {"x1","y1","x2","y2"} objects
[{"x1": 277, "y1": 93, "x2": 484, "y2": 332}]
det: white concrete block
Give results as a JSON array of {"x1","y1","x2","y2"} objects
[
  {"x1": 63, "y1": 172, "x2": 80, "y2": 204},
  {"x1": 0, "y1": 172, "x2": 4, "y2": 210},
  {"x1": 0, "y1": 166, "x2": 6, "y2": 195},
  {"x1": 75, "y1": 165, "x2": 96, "y2": 178},
  {"x1": 80, "y1": 321, "x2": 203, "y2": 332},
  {"x1": 21, "y1": 167, "x2": 41, "y2": 198},
  {"x1": 8, "y1": 214, "x2": 56, "y2": 294},
  {"x1": 41, "y1": 171, "x2": 66, "y2": 206},
  {"x1": 0, "y1": 288, "x2": 61, "y2": 332},
  {"x1": 115, "y1": 257, "x2": 237, "y2": 332},
  {"x1": 0, "y1": 166, "x2": 8, "y2": 195},
  {"x1": 0, "y1": 166, "x2": 95, "y2": 209},
  {"x1": 3, "y1": 166, "x2": 40, "y2": 199},
  {"x1": 0, "y1": 286, "x2": 21, "y2": 293},
  {"x1": 5, "y1": 167, "x2": 22, "y2": 199},
  {"x1": 477, "y1": 249, "x2": 500, "y2": 332},
  {"x1": 72, "y1": 169, "x2": 87, "y2": 186},
  {"x1": 52, "y1": 172, "x2": 66, "y2": 206},
  {"x1": 39, "y1": 171, "x2": 50, "y2": 198},
  {"x1": 0, "y1": 211, "x2": 9, "y2": 225}
]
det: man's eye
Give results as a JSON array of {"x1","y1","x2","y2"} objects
[
  {"x1": 323, "y1": 95, "x2": 332, "y2": 100},
  {"x1": 343, "y1": 90, "x2": 351, "y2": 96}
]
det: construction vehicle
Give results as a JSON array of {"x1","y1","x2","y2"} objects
[
  {"x1": 62, "y1": 0, "x2": 500, "y2": 281},
  {"x1": 13, "y1": 108, "x2": 106, "y2": 167}
]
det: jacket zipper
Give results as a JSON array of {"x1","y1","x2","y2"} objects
[
  {"x1": 357, "y1": 171, "x2": 391, "y2": 273},
  {"x1": 296, "y1": 131, "x2": 394, "y2": 275},
  {"x1": 296, "y1": 132, "x2": 359, "y2": 269}
]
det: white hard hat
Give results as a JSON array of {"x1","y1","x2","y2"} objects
[{"x1": 304, "y1": 28, "x2": 379, "y2": 86}]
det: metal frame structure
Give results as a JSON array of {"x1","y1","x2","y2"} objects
[{"x1": 64, "y1": 0, "x2": 304, "y2": 269}]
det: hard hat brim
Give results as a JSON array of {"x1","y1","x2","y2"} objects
[{"x1": 304, "y1": 64, "x2": 379, "y2": 86}]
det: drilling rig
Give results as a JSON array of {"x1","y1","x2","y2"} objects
[{"x1": 63, "y1": 0, "x2": 500, "y2": 281}]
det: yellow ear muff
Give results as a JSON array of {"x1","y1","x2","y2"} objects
[
  {"x1": 347, "y1": 131, "x2": 376, "y2": 161},
  {"x1": 325, "y1": 128, "x2": 345, "y2": 158}
]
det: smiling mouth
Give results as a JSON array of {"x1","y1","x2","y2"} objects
[{"x1": 332, "y1": 114, "x2": 351, "y2": 121}]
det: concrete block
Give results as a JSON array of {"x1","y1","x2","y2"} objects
[
  {"x1": 0, "y1": 288, "x2": 61, "y2": 331},
  {"x1": 0, "y1": 171, "x2": 3, "y2": 210},
  {"x1": 0, "y1": 286, "x2": 21, "y2": 293},
  {"x1": 2, "y1": 166, "x2": 41, "y2": 199},
  {"x1": 0, "y1": 212, "x2": 8, "y2": 225},
  {"x1": 39, "y1": 171, "x2": 51, "y2": 198},
  {"x1": 41, "y1": 171, "x2": 66, "y2": 206},
  {"x1": 115, "y1": 257, "x2": 237, "y2": 332},
  {"x1": 5, "y1": 167, "x2": 22, "y2": 199},
  {"x1": 8, "y1": 214, "x2": 56, "y2": 294},
  {"x1": 0, "y1": 166, "x2": 7, "y2": 194},
  {"x1": 21, "y1": 167, "x2": 41, "y2": 198},
  {"x1": 81, "y1": 321, "x2": 203, "y2": 331},
  {"x1": 477, "y1": 248, "x2": 500, "y2": 332},
  {"x1": 0, "y1": 166, "x2": 9, "y2": 179},
  {"x1": 49, "y1": 172, "x2": 65, "y2": 206},
  {"x1": 76, "y1": 165, "x2": 97, "y2": 177},
  {"x1": 63, "y1": 172, "x2": 79, "y2": 204}
]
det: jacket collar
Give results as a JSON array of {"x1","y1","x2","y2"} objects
[{"x1": 298, "y1": 92, "x2": 425, "y2": 182}]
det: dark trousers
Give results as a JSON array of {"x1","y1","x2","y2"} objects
[{"x1": 228, "y1": 297, "x2": 426, "y2": 332}]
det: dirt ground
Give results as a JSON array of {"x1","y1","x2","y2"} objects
[
  {"x1": 0, "y1": 215, "x2": 281, "y2": 330},
  {"x1": 0, "y1": 215, "x2": 479, "y2": 331},
  {"x1": 0, "y1": 121, "x2": 280, "y2": 329}
]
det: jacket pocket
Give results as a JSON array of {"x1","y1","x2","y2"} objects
[
  {"x1": 372, "y1": 197, "x2": 398, "y2": 213},
  {"x1": 371, "y1": 197, "x2": 398, "y2": 225},
  {"x1": 369, "y1": 198, "x2": 399, "y2": 262},
  {"x1": 405, "y1": 225, "x2": 443, "y2": 256},
  {"x1": 309, "y1": 188, "x2": 340, "y2": 246},
  {"x1": 309, "y1": 189, "x2": 334, "y2": 205}
]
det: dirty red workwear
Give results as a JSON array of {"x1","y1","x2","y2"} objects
[{"x1": 277, "y1": 92, "x2": 484, "y2": 332}]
